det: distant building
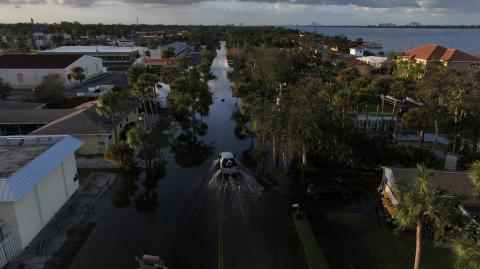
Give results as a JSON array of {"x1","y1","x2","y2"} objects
[
  {"x1": 0, "y1": 135, "x2": 83, "y2": 265},
  {"x1": 349, "y1": 47, "x2": 366, "y2": 57},
  {"x1": 379, "y1": 23, "x2": 396, "y2": 27},
  {"x1": 110, "y1": 39, "x2": 135, "y2": 47},
  {"x1": 0, "y1": 54, "x2": 103, "y2": 89},
  {"x1": 401, "y1": 44, "x2": 480, "y2": 71},
  {"x1": 32, "y1": 32, "x2": 51, "y2": 49},
  {"x1": 343, "y1": 57, "x2": 371, "y2": 74},
  {"x1": 134, "y1": 56, "x2": 178, "y2": 67},
  {"x1": 41, "y1": 46, "x2": 147, "y2": 71},
  {"x1": 151, "y1": 41, "x2": 189, "y2": 58},
  {"x1": 357, "y1": 56, "x2": 388, "y2": 68}
]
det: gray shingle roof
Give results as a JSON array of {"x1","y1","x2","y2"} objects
[
  {"x1": 384, "y1": 166, "x2": 478, "y2": 204},
  {"x1": 0, "y1": 109, "x2": 75, "y2": 124},
  {"x1": 30, "y1": 101, "x2": 139, "y2": 136},
  {"x1": 0, "y1": 100, "x2": 45, "y2": 110}
]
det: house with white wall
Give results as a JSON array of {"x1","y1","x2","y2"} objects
[
  {"x1": 0, "y1": 54, "x2": 103, "y2": 89},
  {"x1": 349, "y1": 47, "x2": 366, "y2": 57},
  {"x1": 0, "y1": 135, "x2": 83, "y2": 266}
]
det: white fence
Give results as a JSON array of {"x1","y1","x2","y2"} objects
[{"x1": 0, "y1": 233, "x2": 17, "y2": 268}]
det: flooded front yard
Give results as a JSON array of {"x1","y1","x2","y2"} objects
[{"x1": 307, "y1": 177, "x2": 454, "y2": 269}]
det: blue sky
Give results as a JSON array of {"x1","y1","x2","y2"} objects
[{"x1": 1, "y1": 0, "x2": 480, "y2": 25}]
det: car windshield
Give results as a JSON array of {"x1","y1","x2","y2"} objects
[{"x1": 222, "y1": 158, "x2": 236, "y2": 168}]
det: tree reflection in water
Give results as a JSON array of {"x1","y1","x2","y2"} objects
[{"x1": 169, "y1": 131, "x2": 214, "y2": 167}]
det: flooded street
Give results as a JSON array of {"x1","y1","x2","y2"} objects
[{"x1": 69, "y1": 42, "x2": 305, "y2": 269}]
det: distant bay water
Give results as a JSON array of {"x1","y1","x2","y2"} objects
[{"x1": 292, "y1": 26, "x2": 480, "y2": 55}]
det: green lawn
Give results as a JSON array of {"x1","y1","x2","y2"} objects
[
  {"x1": 323, "y1": 212, "x2": 453, "y2": 269},
  {"x1": 367, "y1": 104, "x2": 395, "y2": 116},
  {"x1": 293, "y1": 213, "x2": 330, "y2": 269}
]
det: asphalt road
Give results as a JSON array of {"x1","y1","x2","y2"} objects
[
  {"x1": 69, "y1": 42, "x2": 306, "y2": 269},
  {"x1": 174, "y1": 170, "x2": 305, "y2": 269}
]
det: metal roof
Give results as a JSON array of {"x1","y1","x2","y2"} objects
[{"x1": 0, "y1": 136, "x2": 83, "y2": 202}]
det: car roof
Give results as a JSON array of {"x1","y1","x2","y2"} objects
[{"x1": 220, "y1": 152, "x2": 234, "y2": 159}]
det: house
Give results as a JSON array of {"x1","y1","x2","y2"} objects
[
  {"x1": 30, "y1": 101, "x2": 140, "y2": 155},
  {"x1": 0, "y1": 54, "x2": 103, "y2": 89},
  {"x1": 401, "y1": 44, "x2": 480, "y2": 71},
  {"x1": 134, "y1": 56, "x2": 178, "y2": 68},
  {"x1": 0, "y1": 109, "x2": 75, "y2": 136},
  {"x1": 0, "y1": 135, "x2": 83, "y2": 266},
  {"x1": 41, "y1": 46, "x2": 146, "y2": 71},
  {"x1": 0, "y1": 100, "x2": 45, "y2": 110},
  {"x1": 151, "y1": 41, "x2": 188, "y2": 58},
  {"x1": 357, "y1": 56, "x2": 388, "y2": 69},
  {"x1": 110, "y1": 39, "x2": 135, "y2": 47},
  {"x1": 343, "y1": 58, "x2": 371, "y2": 74},
  {"x1": 379, "y1": 166, "x2": 479, "y2": 217},
  {"x1": 349, "y1": 47, "x2": 366, "y2": 57}
]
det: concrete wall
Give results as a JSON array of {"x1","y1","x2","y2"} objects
[
  {"x1": 7, "y1": 153, "x2": 79, "y2": 249},
  {"x1": 65, "y1": 55, "x2": 103, "y2": 80},
  {"x1": 11, "y1": 187, "x2": 43, "y2": 249},
  {"x1": 0, "y1": 55, "x2": 103, "y2": 89}
]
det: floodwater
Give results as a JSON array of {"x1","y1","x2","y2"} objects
[
  {"x1": 294, "y1": 26, "x2": 480, "y2": 55},
  {"x1": 69, "y1": 42, "x2": 305, "y2": 269}
]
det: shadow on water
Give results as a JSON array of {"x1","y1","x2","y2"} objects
[{"x1": 169, "y1": 131, "x2": 214, "y2": 168}]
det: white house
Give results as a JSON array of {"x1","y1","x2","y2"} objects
[
  {"x1": 0, "y1": 135, "x2": 83, "y2": 266},
  {"x1": 349, "y1": 47, "x2": 366, "y2": 57},
  {"x1": 0, "y1": 54, "x2": 104, "y2": 89},
  {"x1": 357, "y1": 56, "x2": 388, "y2": 68}
]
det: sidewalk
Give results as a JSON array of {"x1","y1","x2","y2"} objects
[{"x1": 292, "y1": 212, "x2": 329, "y2": 269}]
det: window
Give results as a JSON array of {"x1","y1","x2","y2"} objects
[{"x1": 16, "y1": 73, "x2": 24, "y2": 83}]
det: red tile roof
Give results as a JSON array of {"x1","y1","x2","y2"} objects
[
  {"x1": 402, "y1": 44, "x2": 480, "y2": 62},
  {"x1": 0, "y1": 54, "x2": 84, "y2": 69}
]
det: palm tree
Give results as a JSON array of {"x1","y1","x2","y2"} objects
[
  {"x1": 70, "y1": 66, "x2": 86, "y2": 83},
  {"x1": 468, "y1": 160, "x2": 480, "y2": 196},
  {"x1": 96, "y1": 91, "x2": 120, "y2": 142},
  {"x1": 451, "y1": 161, "x2": 480, "y2": 269},
  {"x1": 136, "y1": 73, "x2": 159, "y2": 116},
  {"x1": 452, "y1": 238, "x2": 480, "y2": 269},
  {"x1": 126, "y1": 125, "x2": 145, "y2": 150},
  {"x1": 395, "y1": 164, "x2": 457, "y2": 269}
]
